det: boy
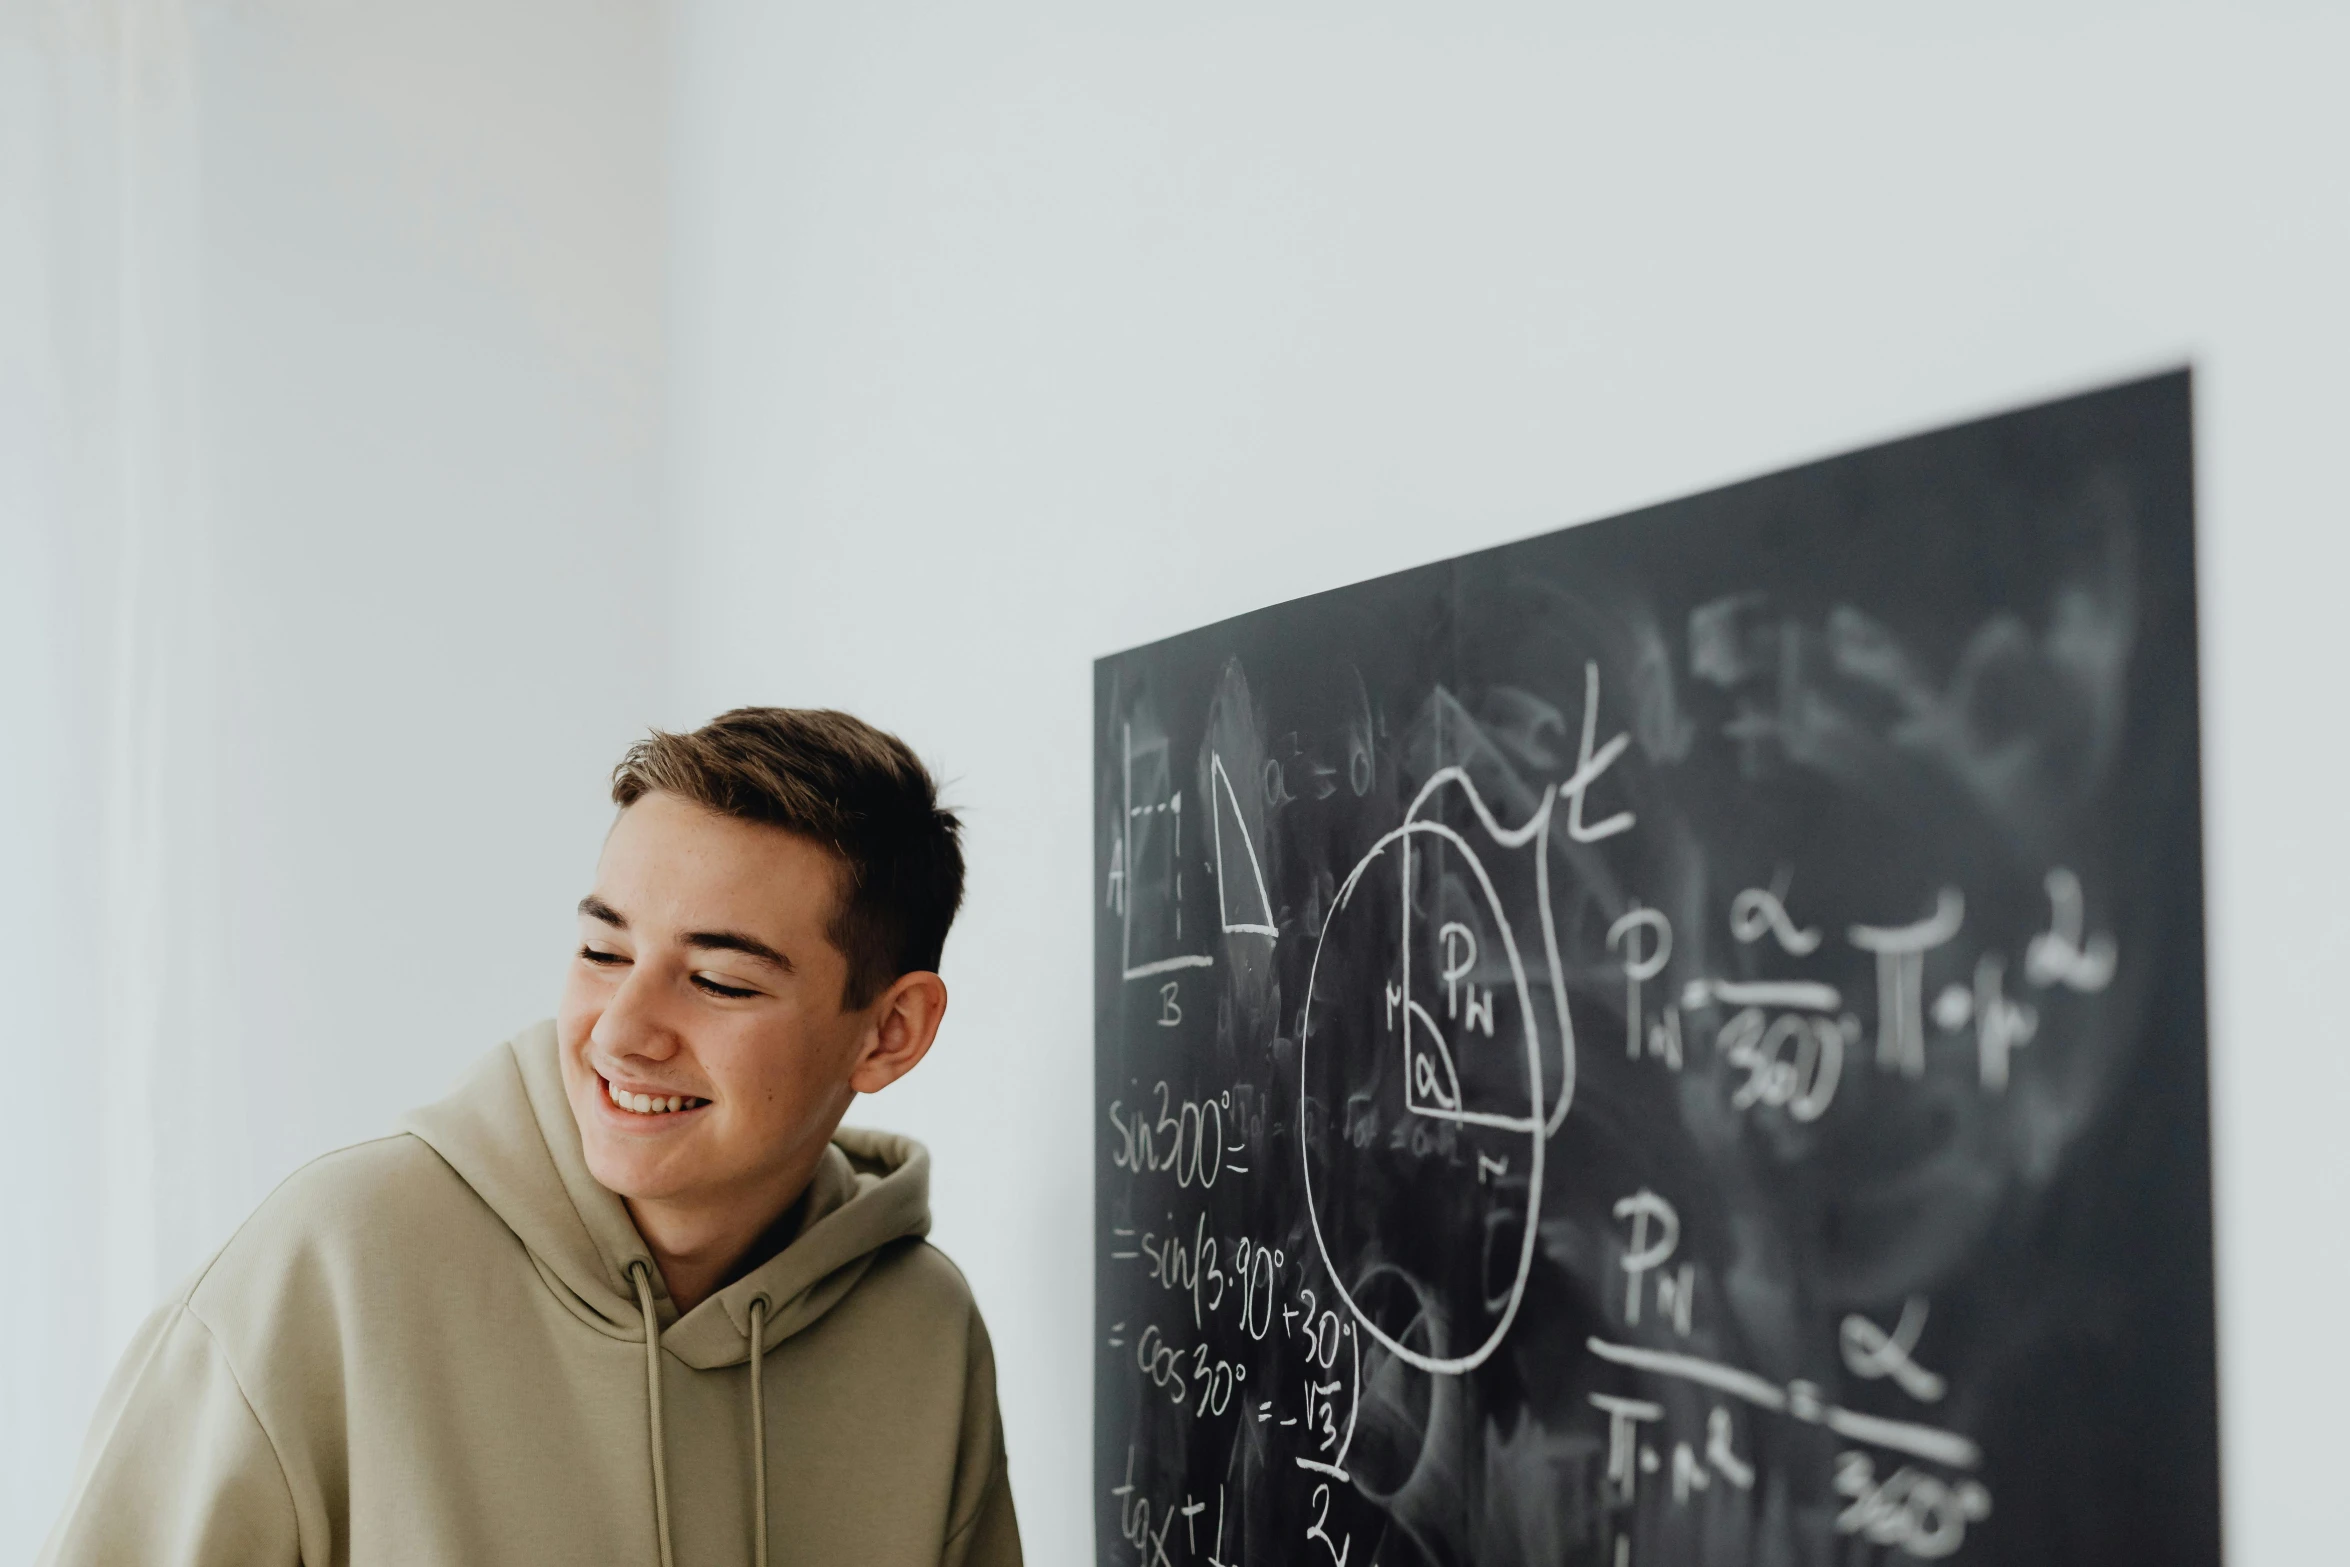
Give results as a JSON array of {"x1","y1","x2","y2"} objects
[{"x1": 45, "y1": 709, "x2": 1020, "y2": 1566}]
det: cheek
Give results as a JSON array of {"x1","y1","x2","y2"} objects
[
  {"x1": 553, "y1": 1015, "x2": 601, "y2": 1116},
  {"x1": 718, "y1": 1041, "x2": 800, "y2": 1114},
  {"x1": 711, "y1": 1019, "x2": 848, "y2": 1124},
  {"x1": 555, "y1": 965, "x2": 608, "y2": 1039}
]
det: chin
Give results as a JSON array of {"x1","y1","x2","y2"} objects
[
  {"x1": 578, "y1": 1133, "x2": 683, "y2": 1204},
  {"x1": 566, "y1": 1084, "x2": 689, "y2": 1202}
]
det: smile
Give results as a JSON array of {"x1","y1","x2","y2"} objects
[{"x1": 603, "y1": 1076, "x2": 709, "y2": 1116}]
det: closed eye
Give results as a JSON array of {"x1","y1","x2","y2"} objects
[
  {"x1": 580, "y1": 945, "x2": 629, "y2": 967},
  {"x1": 693, "y1": 974, "x2": 761, "y2": 999}
]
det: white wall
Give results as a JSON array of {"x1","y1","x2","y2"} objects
[
  {"x1": 193, "y1": 0, "x2": 671, "y2": 1195},
  {"x1": 2, "y1": 0, "x2": 671, "y2": 1554},
  {"x1": 665, "y1": 5, "x2": 2350, "y2": 1563}
]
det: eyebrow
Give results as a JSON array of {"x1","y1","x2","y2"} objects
[
  {"x1": 683, "y1": 929, "x2": 794, "y2": 973},
  {"x1": 576, "y1": 896, "x2": 795, "y2": 974}
]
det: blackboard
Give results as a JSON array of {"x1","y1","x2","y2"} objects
[{"x1": 1092, "y1": 371, "x2": 2218, "y2": 1567}]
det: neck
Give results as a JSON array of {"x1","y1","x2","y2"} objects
[{"x1": 626, "y1": 1153, "x2": 825, "y2": 1315}]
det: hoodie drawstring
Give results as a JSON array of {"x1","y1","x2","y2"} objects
[
  {"x1": 748, "y1": 1295, "x2": 771, "y2": 1567},
  {"x1": 630, "y1": 1261, "x2": 775, "y2": 1567},
  {"x1": 630, "y1": 1261, "x2": 677, "y2": 1567}
]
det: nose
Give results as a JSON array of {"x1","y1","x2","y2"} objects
[{"x1": 590, "y1": 958, "x2": 685, "y2": 1067}]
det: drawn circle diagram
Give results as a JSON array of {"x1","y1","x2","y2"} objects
[{"x1": 1300, "y1": 807, "x2": 1566, "y2": 1376}]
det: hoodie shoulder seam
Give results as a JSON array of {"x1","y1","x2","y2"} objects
[
  {"x1": 181, "y1": 1132, "x2": 432, "y2": 1301},
  {"x1": 942, "y1": 1444, "x2": 1009, "y2": 1550},
  {"x1": 169, "y1": 1299, "x2": 309, "y2": 1554}
]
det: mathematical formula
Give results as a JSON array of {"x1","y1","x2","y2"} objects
[{"x1": 1097, "y1": 381, "x2": 2213, "y2": 1567}]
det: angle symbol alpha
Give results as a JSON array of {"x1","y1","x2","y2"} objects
[
  {"x1": 1210, "y1": 752, "x2": 1278, "y2": 938},
  {"x1": 1299, "y1": 766, "x2": 1584, "y2": 1376}
]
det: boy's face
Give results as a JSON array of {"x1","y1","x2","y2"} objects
[{"x1": 555, "y1": 791, "x2": 887, "y2": 1219}]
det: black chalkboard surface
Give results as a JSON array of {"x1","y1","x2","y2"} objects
[{"x1": 1092, "y1": 371, "x2": 2217, "y2": 1567}]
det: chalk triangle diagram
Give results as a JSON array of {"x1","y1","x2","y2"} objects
[{"x1": 1210, "y1": 753, "x2": 1278, "y2": 937}]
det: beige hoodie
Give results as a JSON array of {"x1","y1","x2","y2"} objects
[{"x1": 41, "y1": 1022, "x2": 1022, "y2": 1566}]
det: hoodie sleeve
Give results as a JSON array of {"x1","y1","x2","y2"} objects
[
  {"x1": 40, "y1": 1302, "x2": 305, "y2": 1567},
  {"x1": 940, "y1": 1307, "x2": 1022, "y2": 1567}
]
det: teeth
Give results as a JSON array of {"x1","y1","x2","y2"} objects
[{"x1": 606, "y1": 1080, "x2": 701, "y2": 1116}]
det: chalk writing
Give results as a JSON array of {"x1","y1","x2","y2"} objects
[{"x1": 1098, "y1": 372, "x2": 2204, "y2": 1567}]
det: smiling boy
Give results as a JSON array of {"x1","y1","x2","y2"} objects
[{"x1": 44, "y1": 709, "x2": 1021, "y2": 1566}]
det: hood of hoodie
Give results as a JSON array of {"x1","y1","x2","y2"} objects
[{"x1": 399, "y1": 1019, "x2": 932, "y2": 1370}]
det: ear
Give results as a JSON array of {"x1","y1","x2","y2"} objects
[{"x1": 847, "y1": 971, "x2": 949, "y2": 1094}]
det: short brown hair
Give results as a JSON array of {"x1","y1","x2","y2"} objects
[{"x1": 610, "y1": 708, "x2": 964, "y2": 1009}]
